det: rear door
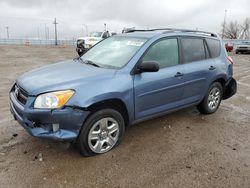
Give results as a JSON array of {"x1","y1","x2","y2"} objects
[
  {"x1": 206, "y1": 38, "x2": 224, "y2": 76},
  {"x1": 134, "y1": 38, "x2": 186, "y2": 119},
  {"x1": 180, "y1": 37, "x2": 215, "y2": 104}
]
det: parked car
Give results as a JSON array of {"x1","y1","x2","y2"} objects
[
  {"x1": 235, "y1": 41, "x2": 250, "y2": 54},
  {"x1": 10, "y1": 28, "x2": 237, "y2": 156},
  {"x1": 225, "y1": 43, "x2": 233, "y2": 52},
  {"x1": 76, "y1": 31, "x2": 111, "y2": 56}
]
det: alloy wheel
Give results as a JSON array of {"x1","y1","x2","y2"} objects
[
  {"x1": 207, "y1": 87, "x2": 221, "y2": 110},
  {"x1": 88, "y1": 117, "x2": 119, "y2": 153}
]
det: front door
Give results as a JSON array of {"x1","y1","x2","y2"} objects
[{"x1": 134, "y1": 38, "x2": 185, "y2": 119}]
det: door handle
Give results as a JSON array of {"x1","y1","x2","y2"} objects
[
  {"x1": 209, "y1": 66, "x2": 216, "y2": 70},
  {"x1": 175, "y1": 72, "x2": 184, "y2": 77}
]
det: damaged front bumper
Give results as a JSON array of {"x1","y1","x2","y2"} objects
[{"x1": 9, "y1": 91, "x2": 89, "y2": 141}]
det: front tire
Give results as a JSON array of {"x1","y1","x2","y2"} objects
[
  {"x1": 77, "y1": 109, "x2": 125, "y2": 156},
  {"x1": 197, "y1": 82, "x2": 223, "y2": 114}
]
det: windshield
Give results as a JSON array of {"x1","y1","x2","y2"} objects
[
  {"x1": 81, "y1": 36, "x2": 147, "y2": 69},
  {"x1": 90, "y1": 32, "x2": 102, "y2": 37}
]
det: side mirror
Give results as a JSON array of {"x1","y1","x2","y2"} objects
[
  {"x1": 76, "y1": 48, "x2": 87, "y2": 56},
  {"x1": 138, "y1": 61, "x2": 159, "y2": 73},
  {"x1": 102, "y1": 31, "x2": 109, "y2": 39},
  {"x1": 76, "y1": 40, "x2": 86, "y2": 56}
]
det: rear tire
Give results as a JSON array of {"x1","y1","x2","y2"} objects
[
  {"x1": 197, "y1": 82, "x2": 223, "y2": 114},
  {"x1": 77, "y1": 109, "x2": 125, "y2": 157}
]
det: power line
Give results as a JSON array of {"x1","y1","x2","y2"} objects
[
  {"x1": 0, "y1": 16, "x2": 51, "y2": 22},
  {"x1": 53, "y1": 18, "x2": 58, "y2": 45}
]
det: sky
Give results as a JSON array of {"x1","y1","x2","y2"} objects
[{"x1": 0, "y1": 0, "x2": 249, "y2": 39}]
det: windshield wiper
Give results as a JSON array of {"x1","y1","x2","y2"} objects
[
  {"x1": 73, "y1": 56, "x2": 82, "y2": 62},
  {"x1": 80, "y1": 58, "x2": 101, "y2": 68},
  {"x1": 84, "y1": 60, "x2": 100, "y2": 67}
]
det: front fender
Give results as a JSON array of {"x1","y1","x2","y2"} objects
[
  {"x1": 68, "y1": 90, "x2": 134, "y2": 124},
  {"x1": 79, "y1": 92, "x2": 131, "y2": 108}
]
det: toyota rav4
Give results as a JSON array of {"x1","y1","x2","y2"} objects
[{"x1": 10, "y1": 28, "x2": 237, "y2": 156}]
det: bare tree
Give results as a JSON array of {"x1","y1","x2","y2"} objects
[
  {"x1": 223, "y1": 21, "x2": 241, "y2": 39},
  {"x1": 240, "y1": 18, "x2": 250, "y2": 39}
]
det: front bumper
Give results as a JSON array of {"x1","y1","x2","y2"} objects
[
  {"x1": 9, "y1": 91, "x2": 89, "y2": 141},
  {"x1": 236, "y1": 49, "x2": 250, "y2": 53}
]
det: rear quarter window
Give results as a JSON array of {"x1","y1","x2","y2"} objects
[
  {"x1": 206, "y1": 39, "x2": 221, "y2": 58},
  {"x1": 181, "y1": 38, "x2": 206, "y2": 63}
]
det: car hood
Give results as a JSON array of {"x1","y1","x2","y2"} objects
[
  {"x1": 17, "y1": 59, "x2": 117, "y2": 95},
  {"x1": 78, "y1": 37, "x2": 102, "y2": 41},
  {"x1": 85, "y1": 37, "x2": 102, "y2": 40}
]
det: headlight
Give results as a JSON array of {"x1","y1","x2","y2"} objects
[{"x1": 34, "y1": 90, "x2": 75, "y2": 109}]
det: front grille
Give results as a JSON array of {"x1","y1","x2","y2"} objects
[{"x1": 14, "y1": 84, "x2": 28, "y2": 105}]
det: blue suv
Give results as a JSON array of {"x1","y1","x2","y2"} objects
[{"x1": 10, "y1": 29, "x2": 237, "y2": 156}]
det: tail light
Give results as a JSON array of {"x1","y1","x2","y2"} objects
[{"x1": 227, "y1": 56, "x2": 234, "y2": 65}]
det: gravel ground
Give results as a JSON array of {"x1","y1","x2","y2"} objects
[{"x1": 0, "y1": 45, "x2": 249, "y2": 188}]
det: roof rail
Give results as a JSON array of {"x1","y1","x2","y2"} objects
[{"x1": 126, "y1": 28, "x2": 217, "y2": 37}]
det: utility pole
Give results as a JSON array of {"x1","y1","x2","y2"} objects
[
  {"x1": 47, "y1": 27, "x2": 50, "y2": 40},
  {"x1": 222, "y1": 9, "x2": 227, "y2": 39},
  {"x1": 5, "y1": 26, "x2": 9, "y2": 39},
  {"x1": 53, "y1": 18, "x2": 58, "y2": 45},
  {"x1": 45, "y1": 24, "x2": 47, "y2": 40},
  {"x1": 37, "y1": 27, "x2": 40, "y2": 39},
  {"x1": 104, "y1": 23, "x2": 107, "y2": 31}
]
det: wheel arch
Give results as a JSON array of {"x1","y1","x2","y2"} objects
[
  {"x1": 211, "y1": 77, "x2": 227, "y2": 98},
  {"x1": 86, "y1": 98, "x2": 130, "y2": 127},
  {"x1": 214, "y1": 77, "x2": 226, "y2": 87}
]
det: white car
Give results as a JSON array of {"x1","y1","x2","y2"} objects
[
  {"x1": 235, "y1": 42, "x2": 250, "y2": 54},
  {"x1": 76, "y1": 31, "x2": 112, "y2": 55}
]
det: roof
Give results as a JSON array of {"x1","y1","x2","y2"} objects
[
  {"x1": 119, "y1": 28, "x2": 218, "y2": 39},
  {"x1": 118, "y1": 31, "x2": 163, "y2": 39}
]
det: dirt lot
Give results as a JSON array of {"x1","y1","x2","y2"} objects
[{"x1": 0, "y1": 45, "x2": 249, "y2": 188}]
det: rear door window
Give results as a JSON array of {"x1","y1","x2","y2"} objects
[
  {"x1": 206, "y1": 39, "x2": 221, "y2": 58},
  {"x1": 181, "y1": 38, "x2": 206, "y2": 63}
]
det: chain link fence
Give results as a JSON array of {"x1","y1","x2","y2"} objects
[
  {"x1": 0, "y1": 38, "x2": 76, "y2": 46},
  {"x1": 0, "y1": 38, "x2": 249, "y2": 47}
]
